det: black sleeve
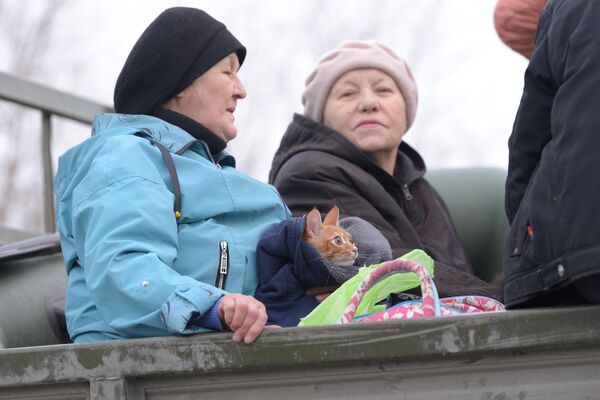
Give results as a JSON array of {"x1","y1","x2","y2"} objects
[
  {"x1": 505, "y1": 6, "x2": 555, "y2": 222},
  {"x1": 506, "y1": 0, "x2": 600, "y2": 222}
]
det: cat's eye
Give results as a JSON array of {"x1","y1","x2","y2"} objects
[{"x1": 333, "y1": 236, "x2": 343, "y2": 245}]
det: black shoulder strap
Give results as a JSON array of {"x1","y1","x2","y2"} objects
[{"x1": 134, "y1": 133, "x2": 181, "y2": 220}]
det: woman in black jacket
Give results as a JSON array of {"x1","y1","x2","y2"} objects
[{"x1": 269, "y1": 40, "x2": 502, "y2": 301}]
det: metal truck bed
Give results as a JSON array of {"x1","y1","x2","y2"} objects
[{"x1": 1, "y1": 306, "x2": 599, "y2": 399}]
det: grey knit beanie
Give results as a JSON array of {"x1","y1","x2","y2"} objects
[{"x1": 302, "y1": 40, "x2": 418, "y2": 130}]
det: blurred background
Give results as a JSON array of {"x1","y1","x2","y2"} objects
[{"x1": 0, "y1": 0, "x2": 528, "y2": 233}]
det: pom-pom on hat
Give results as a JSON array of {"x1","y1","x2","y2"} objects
[
  {"x1": 114, "y1": 7, "x2": 246, "y2": 115},
  {"x1": 302, "y1": 40, "x2": 418, "y2": 130}
]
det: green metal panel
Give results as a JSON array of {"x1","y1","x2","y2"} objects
[
  {"x1": 0, "y1": 306, "x2": 599, "y2": 399},
  {"x1": 0, "y1": 253, "x2": 66, "y2": 348},
  {"x1": 427, "y1": 167, "x2": 508, "y2": 283}
]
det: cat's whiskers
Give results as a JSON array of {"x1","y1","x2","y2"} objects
[{"x1": 333, "y1": 259, "x2": 356, "y2": 267}]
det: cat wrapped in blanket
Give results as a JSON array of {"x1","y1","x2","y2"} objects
[
  {"x1": 302, "y1": 206, "x2": 359, "y2": 283},
  {"x1": 254, "y1": 206, "x2": 392, "y2": 327}
]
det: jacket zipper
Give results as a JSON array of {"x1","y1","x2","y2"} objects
[
  {"x1": 215, "y1": 241, "x2": 229, "y2": 289},
  {"x1": 402, "y1": 184, "x2": 413, "y2": 201}
]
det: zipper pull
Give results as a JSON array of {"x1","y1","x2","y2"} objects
[
  {"x1": 215, "y1": 240, "x2": 229, "y2": 289},
  {"x1": 402, "y1": 184, "x2": 413, "y2": 201},
  {"x1": 219, "y1": 241, "x2": 228, "y2": 274}
]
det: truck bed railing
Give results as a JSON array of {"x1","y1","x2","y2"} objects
[{"x1": 0, "y1": 71, "x2": 112, "y2": 233}]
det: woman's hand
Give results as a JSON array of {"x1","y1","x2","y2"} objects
[{"x1": 218, "y1": 294, "x2": 268, "y2": 344}]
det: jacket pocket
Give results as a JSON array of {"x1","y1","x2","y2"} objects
[{"x1": 508, "y1": 219, "x2": 533, "y2": 259}]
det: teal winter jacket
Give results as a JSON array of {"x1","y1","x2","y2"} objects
[{"x1": 55, "y1": 113, "x2": 289, "y2": 342}]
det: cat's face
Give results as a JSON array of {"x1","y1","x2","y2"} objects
[{"x1": 303, "y1": 206, "x2": 358, "y2": 267}]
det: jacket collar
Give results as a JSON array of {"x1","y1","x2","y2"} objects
[
  {"x1": 153, "y1": 108, "x2": 227, "y2": 155},
  {"x1": 91, "y1": 113, "x2": 234, "y2": 167},
  {"x1": 269, "y1": 113, "x2": 426, "y2": 186}
]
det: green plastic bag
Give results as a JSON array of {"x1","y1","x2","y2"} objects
[{"x1": 298, "y1": 249, "x2": 435, "y2": 327}]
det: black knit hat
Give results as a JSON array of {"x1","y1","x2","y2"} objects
[{"x1": 113, "y1": 7, "x2": 246, "y2": 115}]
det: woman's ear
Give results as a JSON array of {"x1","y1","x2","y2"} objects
[
  {"x1": 304, "y1": 208, "x2": 323, "y2": 238},
  {"x1": 323, "y1": 205, "x2": 340, "y2": 226}
]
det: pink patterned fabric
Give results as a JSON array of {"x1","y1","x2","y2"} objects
[{"x1": 338, "y1": 259, "x2": 505, "y2": 324}]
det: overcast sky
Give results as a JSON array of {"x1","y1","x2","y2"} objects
[{"x1": 3, "y1": 0, "x2": 529, "y2": 184}]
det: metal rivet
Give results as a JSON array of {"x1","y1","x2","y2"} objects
[
  {"x1": 557, "y1": 264, "x2": 565, "y2": 277},
  {"x1": 142, "y1": 280, "x2": 149, "y2": 287},
  {"x1": 513, "y1": 247, "x2": 519, "y2": 255}
]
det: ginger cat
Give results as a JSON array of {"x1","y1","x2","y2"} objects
[{"x1": 302, "y1": 206, "x2": 358, "y2": 283}]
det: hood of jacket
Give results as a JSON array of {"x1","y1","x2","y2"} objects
[{"x1": 269, "y1": 113, "x2": 426, "y2": 186}]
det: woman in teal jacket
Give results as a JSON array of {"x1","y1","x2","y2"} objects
[{"x1": 55, "y1": 8, "x2": 289, "y2": 344}]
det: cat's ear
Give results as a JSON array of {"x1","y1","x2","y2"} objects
[
  {"x1": 323, "y1": 205, "x2": 340, "y2": 226},
  {"x1": 304, "y1": 208, "x2": 322, "y2": 238}
]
